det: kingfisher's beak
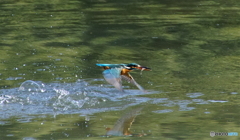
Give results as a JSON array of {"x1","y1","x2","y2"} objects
[{"x1": 136, "y1": 66, "x2": 151, "y2": 71}]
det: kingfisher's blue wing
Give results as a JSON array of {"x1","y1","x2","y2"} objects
[
  {"x1": 96, "y1": 64, "x2": 111, "y2": 67},
  {"x1": 102, "y1": 68, "x2": 123, "y2": 92},
  {"x1": 96, "y1": 63, "x2": 125, "y2": 68}
]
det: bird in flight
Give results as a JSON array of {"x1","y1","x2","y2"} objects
[{"x1": 96, "y1": 63, "x2": 151, "y2": 92}]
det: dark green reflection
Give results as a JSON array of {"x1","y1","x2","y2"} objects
[{"x1": 1, "y1": 0, "x2": 240, "y2": 139}]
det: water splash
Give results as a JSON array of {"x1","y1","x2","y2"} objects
[
  {"x1": 0, "y1": 79, "x2": 210, "y2": 122},
  {"x1": 52, "y1": 88, "x2": 86, "y2": 110},
  {"x1": 19, "y1": 80, "x2": 46, "y2": 93},
  {"x1": 0, "y1": 95, "x2": 17, "y2": 104}
]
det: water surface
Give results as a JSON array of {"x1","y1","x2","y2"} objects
[{"x1": 1, "y1": 0, "x2": 240, "y2": 139}]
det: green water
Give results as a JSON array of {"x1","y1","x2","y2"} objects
[{"x1": 1, "y1": 0, "x2": 240, "y2": 139}]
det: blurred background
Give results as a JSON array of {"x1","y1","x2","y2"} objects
[{"x1": 0, "y1": 0, "x2": 240, "y2": 139}]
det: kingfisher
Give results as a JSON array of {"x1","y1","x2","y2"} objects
[{"x1": 96, "y1": 63, "x2": 151, "y2": 92}]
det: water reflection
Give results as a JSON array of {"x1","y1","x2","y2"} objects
[{"x1": 105, "y1": 107, "x2": 146, "y2": 137}]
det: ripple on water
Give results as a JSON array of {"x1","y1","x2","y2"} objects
[
  {"x1": 192, "y1": 99, "x2": 209, "y2": 104},
  {"x1": 22, "y1": 137, "x2": 37, "y2": 140},
  {"x1": 186, "y1": 92, "x2": 204, "y2": 98},
  {"x1": 161, "y1": 100, "x2": 196, "y2": 111},
  {"x1": 208, "y1": 100, "x2": 228, "y2": 103},
  {"x1": 152, "y1": 109, "x2": 173, "y2": 113}
]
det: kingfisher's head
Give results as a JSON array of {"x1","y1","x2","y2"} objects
[{"x1": 125, "y1": 63, "x2": 151, "y2": 71}]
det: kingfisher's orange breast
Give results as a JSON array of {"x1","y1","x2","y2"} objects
[
  {"x1": 120, "y1": 69, "x2": 133, "y2": 79},
  {"x1": 120, "y1": 69, "x2": 131, "y2": 75}
]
